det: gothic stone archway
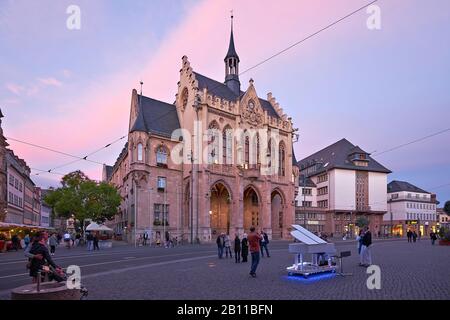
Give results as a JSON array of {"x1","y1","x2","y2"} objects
[
  {"x1": 210, "y1": 182, "x2": 231, "y2": 236},
  {"x1": 271, "y1": 189, "x2": 285, "y2": 239},
  {"x1": 243, "y1": 186, "x2": 260, "y2": 232}
]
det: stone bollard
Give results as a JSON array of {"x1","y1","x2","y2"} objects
[{"x1": 11, "y1": 282, "x2": 82, "y2": 300}]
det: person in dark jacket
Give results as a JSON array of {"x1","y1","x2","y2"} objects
[
  {"x1": 234, "y1": 235, "x2": 241, "y2": 263},
  {"x1": 407, "y1": 230, "x2": 412, "y2": 243},
  {"x1": 260, "y1": 230, "x2": 270, "y2": 258},
  {"x1": 430, "y1": 231, "x2": 437, "y2": 245},
  {"x1": 28, "y1": 231, "x2": 61, "y2": 283},
  {"x1": 216, "y1": 233, "x2": 225, "y2": 259},
  {"x1": 359, "y1": 227, "x2": 372, "y2": 267},
  {"x1": 241, "y1": 233, "x2": 249, "y2": 263},
  {"x1": 11, "y1": 234, "x2": 20, "y2": 251},
  {"x1": 93, "y1": 233, "x2": 100, "y2": 251},
  {"x1": 412, "y1": 231, "x2": 417, "y2": 243}
]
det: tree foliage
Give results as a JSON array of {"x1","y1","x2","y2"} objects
[
  {"x1": 355, "y1": 216, "x2": 370, "y2": 228},
  {"x1": 444, "y1": 201, "x2": 450, "y2": 215},
  {"x1": 44, "y1": 171, "x2": 121, "y2": 223}
]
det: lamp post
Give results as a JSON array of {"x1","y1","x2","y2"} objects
[{"x1": 192, "y1": 94, "x2": 202, "y2": 244}]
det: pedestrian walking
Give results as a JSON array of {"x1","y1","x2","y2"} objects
[
  {"x1": 86, "y1": 232, "x2": 94, "y2": 251},
  {"x1": 359, "y1": 227, "x2": 372, "y2": 267},
  {"x1": 11, "y1": 234, "x2": 20, "y2": 251},
  {"x1": 407, "y1": 230, "x2": 412, "y2": 243},
  {"x1": 49, "y1": 233, "x2": 58, "y2": 256},
  {"x1": 234, "y1": 235, "x2": 241, "y2": 263},
  {"x1": 143, "y1": 232, "x2": 149, "y2": 246},
  {"x1": 430, "y1": 231, "x2": 437, "y2": 245},
  {"x1": 63, "y1": 232, "x2": 71, "y2": 249},
  {"x1": 418, "y1": 230, "x2": 421, "y2": 241},
  {"x1": 75, "y1": 233, "x2": 81, "y2": 247},
  {"x1": 216, "y1": 233, "x2": 225, "y2": 259},
  {"x1": 224, "y1": 234, "x2": 233, "y2": 258},
  {"x1": 355, "y1": 229, "x2": 363, "y2": 256},
  {"x1": 412, "y1": 231, "x2": 417, "y2": 243},
  {"x1": 241, "y1": 233, "x2": 248, "y2": 263},
  {"x1": 248, "y1": 227, "x2": 262, "y2": 278},
  {"x1": 93, "y1": 233, "x2": 100, "y2": 251},
  {"x1": 260, "y1": 230, "x2": 270, "y2": 258},
  {"x1": 24, "y1": 234, "x2": 30, "y2": 249}
]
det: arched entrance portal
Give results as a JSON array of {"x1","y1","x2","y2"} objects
[
  {"x1": 271, "y1": 190, "x2": 284, "y2": 239},
  {"x1": 210, "y1": 182, "x2": 231, "y2": 236},
  {"x1": 244, "y1": 186, "x2": 260, "y2": 232}
]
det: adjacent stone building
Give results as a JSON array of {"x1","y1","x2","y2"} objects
[{"x1": 105, "y1": 19, "x2": 299, "y2": 243}]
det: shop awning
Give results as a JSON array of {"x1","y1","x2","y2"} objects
[{"x1": 0, "y1": 222, "x2": 56, "y2": 231}]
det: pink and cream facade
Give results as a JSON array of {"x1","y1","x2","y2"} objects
[{"x1": 105, "y1": 24, "x2": 299, "y2": 243}]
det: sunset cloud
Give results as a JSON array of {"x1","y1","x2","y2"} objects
[{"x1": 38, "y1": 77, "x2": 62, "y2": 87}]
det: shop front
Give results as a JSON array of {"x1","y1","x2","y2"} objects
[{"x1": 0, "y1": 222, "x2": 55, "y2": 252}]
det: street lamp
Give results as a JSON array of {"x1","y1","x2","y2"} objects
[{"x1": 192, "y1": 94, "x2": 202, "y2": 244}]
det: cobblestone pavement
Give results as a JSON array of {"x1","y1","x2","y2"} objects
[{"x1": 1, "y1": 239, "x2": 448, "y2": 300}]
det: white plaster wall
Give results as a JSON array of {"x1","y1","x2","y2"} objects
[
  {"x1": 332, "y1": 169, "x2": 355, "y2": 211},
  {"x1": 369, "y1": 172, "x2": 388, "y2": 212}
]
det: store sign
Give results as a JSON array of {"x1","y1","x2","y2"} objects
[
  {"x1": 406, "y1": 220, "x2": 418, "y2": 225},
  {"x1": 307, "y1": 221, "x2": 319, "y2": 225}
]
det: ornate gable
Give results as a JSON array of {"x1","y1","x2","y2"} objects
[{"x1": 240, "y1": 79, "x2": 264, "y2": 127}]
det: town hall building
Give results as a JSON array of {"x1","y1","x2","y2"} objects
[{"x1": 104, "y1": 19, "x2": 299, "y2": 243}]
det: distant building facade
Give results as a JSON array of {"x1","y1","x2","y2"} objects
[
  {"x1": 296, "y1": 139, "x2": 391, "y2": 237},
  {"x1": 385, "y1": 180, "x2": 438, "y2": 236},
  {"x1": 5, "y1": 150, "x2": 26, "y2": 224},
  {"x1": 436, "y1": 207, "x2": 449, "y2": 228}
]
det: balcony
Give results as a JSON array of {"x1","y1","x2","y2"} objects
[{"x1": 242, "y1": 164, "x2": 260, "y2": 179}]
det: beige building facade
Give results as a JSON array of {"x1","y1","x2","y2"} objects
[{"x1": 105, "y1": 22, "x2": 299, "y2": 243}]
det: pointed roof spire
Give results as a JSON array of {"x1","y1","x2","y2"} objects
[{"x1": 225, "y1": 11, "x2": 239, "y2": 62}]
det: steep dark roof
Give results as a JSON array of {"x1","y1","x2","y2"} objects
[
  {"x1": 292, "y1": 146, "x2": 298, "y2": 166},
  {"x1": 349, "y1": 145, "x2": 368, "y2": 155},
  {"x1": 225, "y1": 29, "x2": 240, "y2": 62},
  {"x1": 193, "y1": 72, "x2": 280, "y2": 119},
  {"x1": 387, "y1": 180, "x2": 430, "y2": 194},
  {"x1": 105, "y1": 165, "x2": 113, "y2": 181},
  {"x1": 130, "y1": 95, "x2": 180, "y2": 137},
  {"x1": 112, "y1": 142, "x2": 128, "y2": 173},
  {"x1": 299, "y1": 175, "x2": 316, "y2": 188},
  {"x1": 297, "y1": 138, "x2": 391, "y2": 175}
]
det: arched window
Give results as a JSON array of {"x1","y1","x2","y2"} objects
[
  {"x1": 223, "y1": 126, "x2": 232, "y2": 165},
  {"x1": 137, "y1": 143, "x2": 143, "y2": 161},
  {"x1": 244, "y1": 135, "x2": 250, "y2": 168},
  {"x1": 251, "y1": 133, "x2": 260, "y2": 168},
  {"x1": 278, "y1": 142, "x2": 286, "y2": 176},
  {"x1": 156, "y1": 145, "x2": 168, "y2": 167},
  {"x1": 267, "y1": 139, "x2": 272, "y2": 168},
  {"x1": 208, "y1": 121, "x2": 220, "y2": 164}
]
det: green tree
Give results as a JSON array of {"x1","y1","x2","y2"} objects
[
  {"x1": 444, "y1": 201, "x2": 450, "y2": 215},
  {"x1": 355, "y1": 216, "x2": 369, "y2": 228},
  {"x1": 44, "y1": 171, "x2": 121, "y2": 224}
]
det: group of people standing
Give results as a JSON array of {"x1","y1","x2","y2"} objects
[
  {"x1": 216, "y1": 228, "x2": 270, "y2": 278},
  {"x1": 406, "y1": 230, "x2": 421, "y2": 243}
]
